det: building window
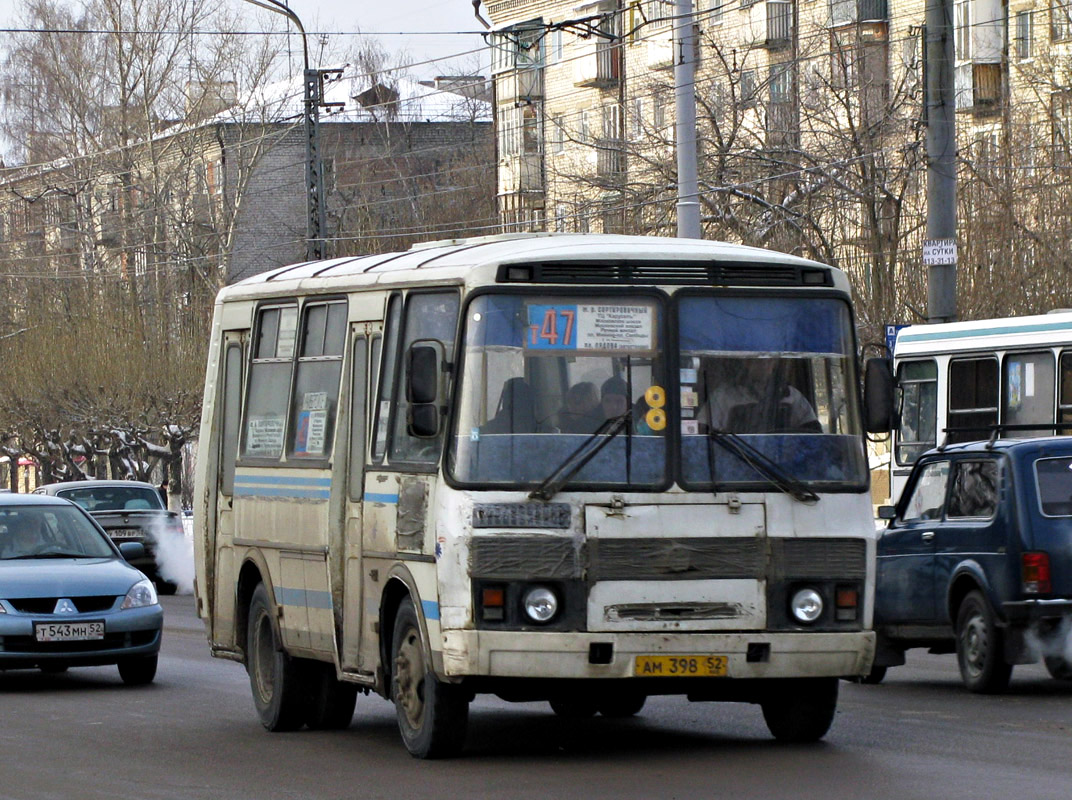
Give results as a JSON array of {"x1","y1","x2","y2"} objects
[
  {"x1": 954, "y1": 0, "x2": 971, "y2": 60},
  {"x1": 550, "y1": 29, "x2": 564, "y2": 64},
  {"x1": 830, "y1": 27, "x2": 858, "y2": 89},
  {"x1": 653, "y1": 89, "x2": 668, "y2": 129},
  {"x1": 1016, "y1": 11, "x2": 1034, "y2": 59},
  {"x1": 1054, "y1": 3, "x2": 1072, "y2": 41},
  {"x1": 580, "y1": 108, "x2": 592, "y2": 143},
  {"x1": 551, "y1": 114, "x2": 565, "y2": 153},
  {"x1": 630, "y1": 97, "x2": 645, "y2": 140},
  {"x1": 740, "y1": 69, "x2": 758, "y2": 109}
]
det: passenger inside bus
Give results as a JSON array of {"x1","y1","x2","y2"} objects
[
  {"x1": 555, "y1": 381, "x2": 603, "y2": 433},
  {"x1": 481, "y1": 377, "x2": 537, "y2": 434},
  {"x1": 699, "y1": 357, "x2": 820, "y2": 433}
]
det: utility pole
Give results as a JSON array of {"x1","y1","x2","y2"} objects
[
  {"x1": 674, "y1": 0, "x2": 701, "y2": 238},
  {"x1": 242, "y1": 0, "x2": 326, "y2": 261},
  {"x1": 924, "y1": 0, "x2": 957, "y2": 322}
]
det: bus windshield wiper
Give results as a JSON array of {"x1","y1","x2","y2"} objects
[
  {"x1": 706, "y1": 429, "x2": 819, "y2": 504},
  {"x1": 529, "y1": 413, "x2": 630, "y2": 501}
]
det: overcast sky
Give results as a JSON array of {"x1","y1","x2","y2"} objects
[{"x1": 0, "y1": 0, "x2": 488, "y2": 75}]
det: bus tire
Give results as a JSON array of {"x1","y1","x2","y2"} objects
[
  {"x1": 304, "y1": 661, "x2": 358, "y2": 730},
  {"x1": 598, "y1": 694, "x2": 646, "y2": 718},
  {"x1": 247, "y1": 583, "x2": 306, "y2": 731},
  {"x1": 1044, "y1": 656, "x2": 1072, "y2": 681},
  {"x1": 548, "y1": 698, "x2": 598, "y2": 718},
  {"x1": 760, "y1": 678, "x2": 838, "y2": 743},
  {"x1": 955, "y1": 590, "x2": 1012, "y2": 694},
  {"x1": 391, "y1": 597, "x2": 468, "y2": 758}
]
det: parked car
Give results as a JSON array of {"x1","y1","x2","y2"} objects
[
  {"x1": 871, "y1": 437, "x2": 1072, "y2": 692},
  {"x1": 34, "y1": 480, "x2": 184, "y2": 594},
  {"x1": 0, "y1": 493, "x2": 162, "y2": 683}
]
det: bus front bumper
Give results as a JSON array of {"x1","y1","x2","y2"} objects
[{"x1": 439, "y1": 629, "x2": 875, "y2": 680}]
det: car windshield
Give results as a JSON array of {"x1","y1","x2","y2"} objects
[
  {"x1": 678, "y1": 294, "x2": 867, "y2": 490},
  {"x1": 0, "y1": 506, "x2": 115, "y2": 559},
  {"x1": 55, "y1": 485, "x2": 161, "y2": 512},
  {"x1": 447, "y1": 292, "x2": 668, "y2": 490}
]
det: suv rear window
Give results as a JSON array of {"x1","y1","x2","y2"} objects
[{"x1": 1035, "y1": 456, "x2": 1072, "y2": 517}]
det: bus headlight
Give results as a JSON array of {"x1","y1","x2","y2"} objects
[
  {"x1": 790, "y1": 587, "x2": 823, "y2": 624},
  {"x1": 522, "y1": 586, "x2": 558, "y2": 623}
]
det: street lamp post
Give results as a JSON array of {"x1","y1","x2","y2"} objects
[{"x1": 241, "y1": 0, "x2": 326, "y2": 261}]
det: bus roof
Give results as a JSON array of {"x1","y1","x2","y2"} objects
[
  {"x1": 218, "y1": 233, "x2": 847, "y2": 301},
  {"x1": 895, "y1": 310, "x2": 1072, "y2": 358}
]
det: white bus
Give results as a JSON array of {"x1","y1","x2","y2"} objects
[
  {"x1": 194, "y1": 233, "x2": 890, "y2": 758},
  {"x1": 891, "y1": 310, "x2": 1072, "y2": 502}
]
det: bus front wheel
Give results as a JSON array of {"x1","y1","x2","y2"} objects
[
  {"x1": 391, "y1": 597, "x2": 469, "y2": 758},
  {"x1": 760, "y1": 678, "x2": 838, "y2": 743},
  {"x1": 247, "y1": 583, "x2": 306, "y2": 731}
]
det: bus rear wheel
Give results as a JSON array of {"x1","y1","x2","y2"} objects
[
  {"x1": 247, "y1": 583, "x2": 306, "y2": 731},
  {"x1": 760, "y1": 678, "x2": 839, "y2": 743},
  {"x1": 303, "y1": 661, "x2": 358, "y2": 730},
  {"x1": 391, "y1": 598, "x2": 468, "y2": 758}
]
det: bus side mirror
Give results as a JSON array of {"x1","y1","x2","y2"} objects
[
  {"x1": 863, "y1": 357, "x2": 895, "y2": 433},
  {"x1": 407, "y1": 342, "x2": 444, "y2": 438}
]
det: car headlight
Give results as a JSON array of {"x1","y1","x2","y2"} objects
[
  {"x1": 790, "y1": 587, "x2": 823, "y2": 624},
  {"x1": 121, "y1": 578, "x2": 159, "y2": 609},
  {"x1": 522, "y1": 585, "x2": 558, "y2": 623}
]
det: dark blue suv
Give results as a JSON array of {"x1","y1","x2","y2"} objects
[{"x1": 872, "y1": 437, "x2": 1072, "y2": 692}]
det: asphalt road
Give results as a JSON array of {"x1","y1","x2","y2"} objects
[{"x1": 1, "y1": 595, "x2": 1070, "y2": 800}]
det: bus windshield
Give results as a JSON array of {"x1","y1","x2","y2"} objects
[
  {"x1": 447, "y1": 291, "x2": 867, "y2": 491},
  {"x1": 678, "y1": 294, "x2": 867, "y2": 490},
  {"x1": 448, "y1": 292, "x2": 668, "y2": 489}
]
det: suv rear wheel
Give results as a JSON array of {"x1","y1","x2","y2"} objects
[{"x1": 955, "y1": 590, "x2": 1012, "y2": 693}]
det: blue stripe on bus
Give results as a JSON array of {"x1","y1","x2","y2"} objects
[
  {"x1": 422, "y1": 600, "x2": 440, "y2": 621},
  {"x1": 363, "y1": 492, "x2": 399, "y2": 504},
  {"x1": 234, "y1": 473, "x2": 331, "y2": 499},
  {"x1": 275, "y1": 587, "x2": 334, "y2": 610},
  {"x1": 235, "y1": 474, "x2": 332, "y2": 486},
  {"x1": 899, "y1": 320, "x2": 1072, "y2": 344},
  {"x1": 233, "y1": 486, "x2": 330, "y2": 499}
]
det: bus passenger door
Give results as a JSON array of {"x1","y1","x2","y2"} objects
[
  {"x1": 211, "y1": 331, "x2": 246, "y2": 649},
  {"x1": 340, "y1": 326, "x2": 374, "y2": 674}
]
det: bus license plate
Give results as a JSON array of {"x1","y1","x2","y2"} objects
[
  {"x1": 634, "y1": 655, "x2": 728, "y2": 677},
  {"x1": 34, "y1": 621, "x2": 105, "y2": 642}
]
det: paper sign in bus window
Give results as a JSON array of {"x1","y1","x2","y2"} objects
[
  {"x1": 526, "y1": 304, "x2": 653, "y2": 351},
  {"x1": 295, "y1": 392, "x2": 329, "y2": 454},
  {"x1": 247, "y1": 416, "x2": 285, "y2": 457}
]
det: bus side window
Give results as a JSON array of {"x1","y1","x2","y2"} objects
[
  {"x1": 220, "y1": 342, "x2": 243, "y2": 496},
  {"x1": 1058, "y1": 352, "x2": 1072, "y2": 427},
  {"x1": 372, "y1": 295, "x2": 402, "y2": 464},
  {"x1": 348, "y1": 337, "x2": 368, "y2": 503},
  {"x1": 1003, "y1": 352, "x2": 1055, "y2": 436},
  {"x1": 242, "y1": 304, "x2": 298, "y2": 459},
  {"x1": 947, "y1": 357, "x2": 998, "y2": 445},
  {"x1": 288, "y1": 300, "x2": 347, "y2": 459},
  {"x1": 896, "y1": 359, "x2": 937, "y2": 466},
  {"x1": 390, "y1": 291, "x2": 460, "y2": 465}
]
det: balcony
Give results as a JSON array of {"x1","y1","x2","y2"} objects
[
  {"x1": 596, "y1": 140, "x2": 625, "y2": 181},
  {"x1": 955, "y1": 61, "x2": 1003, "y2": 114},
  {"x1": 857, "y1": 0, "x2": 887, "y2": 22},
  {"x1": 574, "y1": 40, "x2": 622, "y2": 88},
  {"x1": 497, "y1": 153, "x2": 544, "y2": 194},
  {"x1": 766, "y1": 1, "x2": 794, "y2": 49},
  {"x1": 497, "y1": 68, "x2": 543, "y2": 106}
]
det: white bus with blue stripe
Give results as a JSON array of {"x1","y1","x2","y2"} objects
[
  {"x1": 891, "y1": 310, "x2": 1072, "y2": 503},
  {"x1": 193, "y1": 233, "x2": 890, "y2": 757}
]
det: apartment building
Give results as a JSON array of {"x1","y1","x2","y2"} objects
[{"x1": 484, "y1": 0, "x2": 1072, "y2": 300}]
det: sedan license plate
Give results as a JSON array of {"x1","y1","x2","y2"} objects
[
  {"x1": 109, "y1": 531, "x2": 141, "y2": 539},
  {"x1": 635, "y1": 655, "x2": 728, "y2": 677},
  {"x1": 34, "y1": 621, "x2": 105, "y2": 642}
]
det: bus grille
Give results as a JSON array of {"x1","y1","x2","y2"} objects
[
  {"x1": 469, "y1": 536, "x2": 865, "y2": 582},
  {"x1": 500, "y1": 261, "x2": 828, "y2": 287}
]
